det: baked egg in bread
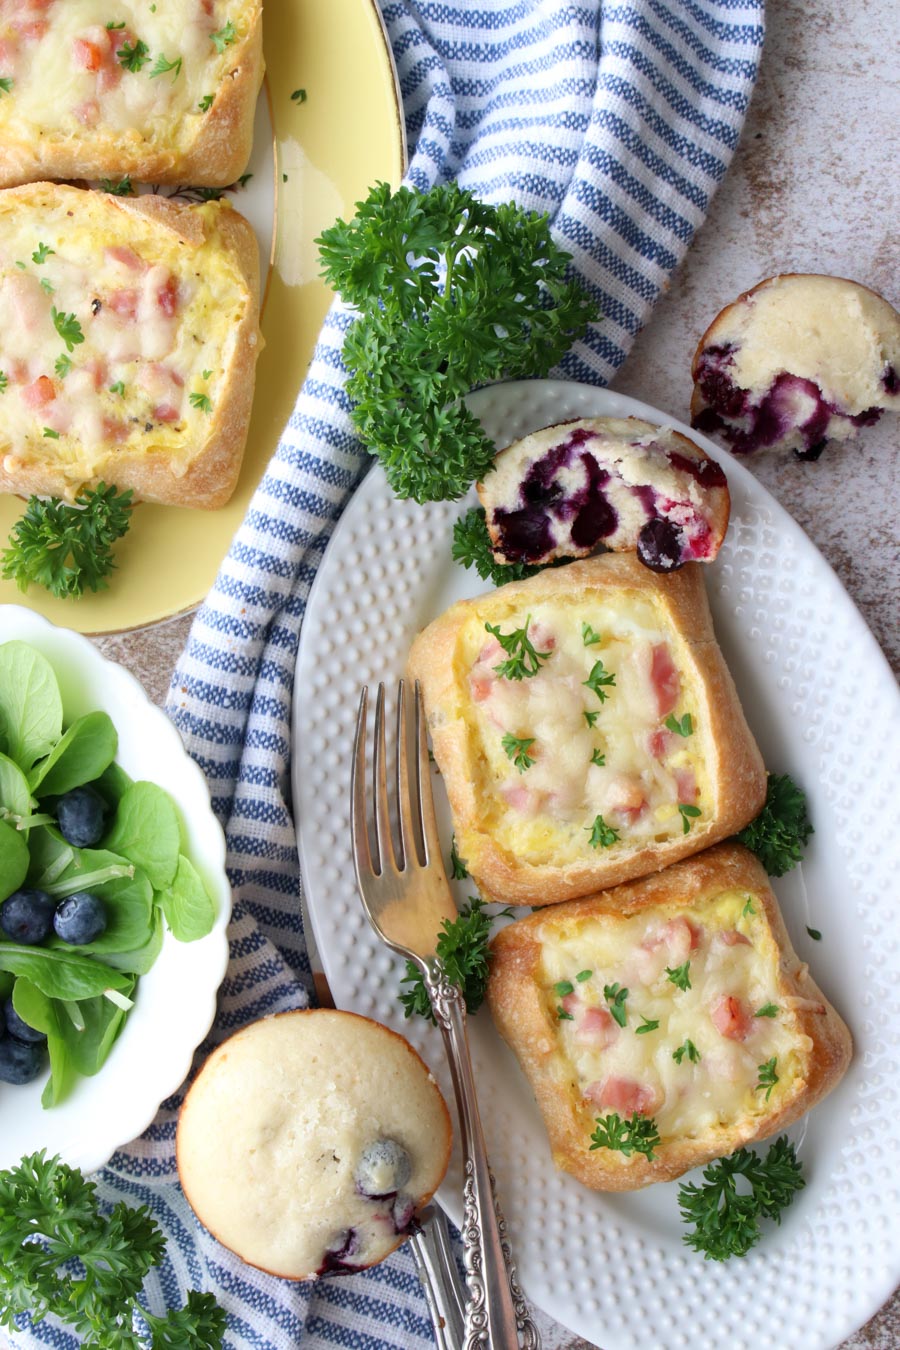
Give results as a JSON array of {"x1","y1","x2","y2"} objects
[
  {"x1": 407, "y1": 553, "x2": 766, "y2": 906},
  {"x1": 486, "y1": 844, "x2": 852, "y2": 1190},
  {"x1": 0, "y1": 183, "x2": 261, "y2": 508},
  {"x1": 0, "y1": 0, "x2": 263, "y2": 187}
]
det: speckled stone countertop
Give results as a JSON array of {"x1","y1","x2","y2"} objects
[{"x1": 94, "y1": 0, "x2": 897, "y2": 1345}]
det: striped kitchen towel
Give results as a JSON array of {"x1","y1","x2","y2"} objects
[{"x1": 13, "y1": 2, "x2": 764, "y2": 1347}]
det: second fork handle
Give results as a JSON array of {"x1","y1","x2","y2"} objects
[{"x1": 426, "y1": 962, "x2": 540, "y2": 1349}]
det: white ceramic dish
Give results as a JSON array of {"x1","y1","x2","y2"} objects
[
  {"x1": 0, "y1": 606, "x2": 231, "y2": 1175},
  {"x1": 292, "y1": 379, "x2": 900, "y2": 1350}
]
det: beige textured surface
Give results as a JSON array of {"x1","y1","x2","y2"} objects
[{"x1": 92, "y1": 0, "x2": 898, "y2": 1342}]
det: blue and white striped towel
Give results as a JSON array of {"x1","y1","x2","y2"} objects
[{"x1": 14, "y1": 3, "x2": 764, "y2": 1346}]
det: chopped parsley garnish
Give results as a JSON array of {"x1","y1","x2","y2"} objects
[
  {"x1": 202, "y1": 369, "x2": 212, "y2": 379},
  {"x1": 150, "y1": 53, "x2": 182, "y2": 81},
  {"x1": 666, "y1": 961, "x2": 691, "y2": 992},
  {"x1": 806, "y1": 926, "x2": 822, "y2": 941},
  {"x1": 32, "y1": 242, "x2": 54, "y2": 264},
  {"x1": 109, "y1": 381, "x2": 126, "y2": 396},
  {"x1": 576, "y1": 969, "x2": 592, "y2": 983},
  {"x1": 589, "y1": 748, "x2": 606, "y2": 767},
  {"x1": 0, "y1": 77, "x2": 13, "y2": 96},
  {"x1": 198, "y1": 93, "x2": 215, "y2": 112},
  {"x1": 583, "y1": 658, "x2": 616, "y2": 702},
  {"x1": 756, "y1": 1058, "x2": 779, "y2": 1100},
  {"x1": 106, "y1": 19, "x2": 126, "y2": 28},
  {"x1": 0, "y1": 372, "x2": 6, "y2": 393},
  {"x1": 237, "y1": 173, "x2": 252, "y2": 188},
  {"x1": 398, "y1": 896, "x2": 510, "y2": 1023},
  {"x1": 42, "y1": 428, "x2": 59, "y2": 439},
  {"x1": 449, "y1": 834, "x2": 468, "y2": 880},
  {"x1": 587, "y1": 814, "x2": 619, "y2": 849},
  {"x1": 678, "y1": 802, "x2": 701, "y2": 833},
  {"x1": 554, "y1": 980, "x2": 574, "y2": 998},
  {"x1": 636, "y1": 1015, "x2": 659, "y2": 1035},
  {"x1": 582, "y1": 622, "x2": 602, "y2": 646},
  {"x1": 557, "y1": 1006, "x2": 574, "y2": 1021},
  {"x1": 485, "y1": 616, "x2": 552, "y2": 681},
  {"x1": 51, "y1": 308, "x2": 84, "y2": 353},
  {"x1": 673, "y1": 1038, "x2": 700, "y2": 1064},
  {"x1": 117, "y1": 38, "x2": 150, "y2": 72},
  {"x1": 54, "y1": 355, "x2": 72, "y2": 380},
  {"x1": 678, "y1": 1136, "x2": 805, "y2": 1261},
  {"x1": 736, "y1": 772, "x2": 813, "y2": 877},
  {"x1": 754, "y1": 1003, "x2": 778, "y2": 1019},
  {"x1": 99, "y1": 176, "x2": 133, "y2": 196},
  {"x1": 590, "y1": 1112, "x2": 661, "y2": 1161},
  {"x1": 603, "y1": 982, "x2": 628, "y2": 1027},
  {"x1": 583, "y1": 709, "x2": 600, "y2": 729},
  {"x1": 501, "y1": 732, "x2": 536, "y2": 772},
  {"x1": 39, "y1": 278, "x2": 54, "y2": 296},
  {"x1": 742, "y1": 897, "x2": 756, "y2": 917},
  {"x1": 189, "y1": 391, "x2": 213, "y2": 413},
  {"x1": 291, "y1": 88, "x2": 308, "y2": 103},
  {"x1": 665, "y1": 712, "x2": 693, "y2": 737},
  {"x1": 211, "y1": 21, "x2": 236, "y2": 52},
  {"x1": 15, "y1": 260, "x2": 25, "y2": 269}
]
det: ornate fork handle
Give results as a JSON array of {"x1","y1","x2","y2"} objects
[{"x1": 425, "y1": 959, "x2": 541, "y2": 1349}]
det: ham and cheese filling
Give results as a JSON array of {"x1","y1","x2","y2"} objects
[
  {"x1": 458, "y1": 592, "x2": 709, "y2": 866},
  {"x1": 539, "y1": 890, "x2": 811, "y2": 1140},
  {"x1": 0, "y1": 0, "x2": 254, "y2": 150},
  {"x1": 0, "y1": 191, "x2": 250, "y2": 488}
]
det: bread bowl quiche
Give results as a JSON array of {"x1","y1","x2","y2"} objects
[
  {"x1": 177, "y1": 1010, "x2": 453, "y2": 1280},
  {"x1": 407, "y1": 554, "x2": 766, "y2": 906},
  {"x1": 0, "y1": 183, "x2": 261, "y2": 508},
  {"x1": 0, "y1": 0, "x2": 263, "y2": 187},
  {"x1": 486, "y1": 844, "x2": 852, "y2": 1190}
]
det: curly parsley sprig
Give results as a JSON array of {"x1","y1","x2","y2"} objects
[
  {"x1": 317, "y1": 182, "x2": 595, "y2": 502},
  {"x1": 678, "y1": 1136, "x2": 805, "y2": 1260},
  {"x1": 1, "y1": 484, "x2": 133, "y2": 600},
  {"x1": 736, "y1": 772, "x2": 813, "y2": 876},
  {"x1": 590, "y1": 1112, "x2": 661, "y2": 1161},
  {"x1": 485, "y1": 616, "x2": 553, "y2": 681},
  {"x1": 0, "y1": 1151, "x2": 226, "y2": 1346},
  {"x1": 399, "y1": 896, "x2": 511, "y2": 1024}
]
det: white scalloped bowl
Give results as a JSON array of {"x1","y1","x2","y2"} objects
[{"x1": 0, "y1": 605, "x2": 231, "y2": 1175}]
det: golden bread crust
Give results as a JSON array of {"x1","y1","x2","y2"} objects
[
  {"x1": 486, "y1": 843, "x2": 852, "y2": 1190},
  {"x1": 408, "y1": 554, "x2": 766, "y2": 905}
]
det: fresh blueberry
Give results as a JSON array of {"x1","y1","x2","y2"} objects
[
  {"x1": 0, "y1": 889, "x2": 55, "y2": 945},
  {"x1": 0, "y1": 1035, "x2": 45, "y2": 1084},
  {"x1": 392, "y1": 1193, "x2": 416, "y2": 1233},
  {"x1": 319, "y1": 1227, "x2": 361, "y2": 1275},
  {"x1": 55, "y1": 785, "x2": 107, "y2": 848},
  {"x1": 636, "y1": 518, "x2": 685, "y2": 573},
  {"x1": 53, "y1": 892, "x2": 107, "y2": 945},
  {"x1": 354, "y1": 1138, "x2": 412, "y2": 1198},
  {"x1": 3, "y1": 998, "x2": 46, "y2": 1045}
]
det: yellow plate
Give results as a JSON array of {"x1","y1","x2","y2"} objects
[{"x1": 0, "y1": 0, "x2": 405, "y2": 635}]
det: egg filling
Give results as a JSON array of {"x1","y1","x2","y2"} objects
[
  {"x1": 538, "y1": 889, "x2": 811, "y2": 1143},
  {"x1": 456, "y1": 590, "x2": 710, "y2": 868}
]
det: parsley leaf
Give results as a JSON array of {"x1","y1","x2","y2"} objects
[
  {"x1": 636, "y1": 1014, "x2": 659, "y2": 1035},
  {"x1": 99, "y1": 175, "x2": 134, "y2": 196},
  {"x1": 117, "y1": 38, "x2": 150, "y2": 71},
  {"x1": 582, "y1": 623, "x2": 603, "y2": 646},
  {"x1": 109, "y1": 380, "x2": 126, "y2": 396},
  {"x1": 42, "y1": 427, "x2": 59, "y2": 439},
  {"x1": 583, "y1": 658, "x2": 615, "y2": 702},
  {"x1": 806, "y1": 926, "x2": 822, "y2": 941},
  {"x1": 586, "y1": 814, "x2": 619, "y2": 849},
  {"x1": 754, "y1": 1003, "x2": 778, "y2": 1019},
  {"x1": 756, "y1": 1057, "x2": 779, "y2": 1100},
  {"x1": 451, "y1": 506, "x2": 544, "y2": 586},
  {"x1": 673, "y1": 1038, "x2": 700, "y2": 1064},
  {"x1": 51, "y1": 308, "x2": 84, "y2": 353},
  {"x1": 678, "y1": 1136, "x2": 804, "y2": 1260},
  {"x1": 485, "y1": 616, "x2": 552, "y2": 681},
  {"x1": 590, "y1": 1112, "x2": 661, "y2": 1161},
  {"x1": 666, "y1": 960, "x2": 691, "y2": 991},
  {"x1": 211, "y1": 21, "x2": 236, "y2": 52},
  {"x1": 590, "y1": 748, "x2": 606, "y2": 767},
  {"x1": 736, "y1": 772, "x2": 813, "y2": 877},
  {"x1": 665, "y1": 712, "x2": 693, "y2": 737},
  {"x1": 0, "y1": 372, "x2": 6, "y2": 393},
  {"x1": 603, "y1": 982, "x2": 628, "y2": 1027},
  {"x1": 198, "y1": 92, "x2": 215, "y2": 112},
  {"x1": 501, "y1": 732, "x2": 536, "y2": 772},
  {"x1": 1, "y1": 484, "x2": 133, "y2": 600},
  {"x1": 0, "y1": 1151, "x2": 227, "y2": 1343},
  {"x1": 449, "y1": 834, "x2": 468, "y2": 880},
  {"x1": 316, "y1": 181, "x2": 594, "y2": 502},
  {"x1": 189, "y1": 391, "x2": 213, "y2": 413},
  {"x1": 398, "y1": 896, "x2": 510, "y2": 1023},
  {"x1": 575, "y1": 969, "x2": 592, "y2": 983},
  {"x1": 0, "y1": 77, "x2": 13, "y2": 96},
  {"x1": 583, "y1": 709, "x2": 600, "y2": 728},
  {"x1": 54, "y1": 355, "x2": 72, "y2": 380},
  {"x1": 291, "y1": 87, "x2": 308, "y2": 103},
  {"x1": 150, "y1": 53, "x2": 182, "y2": 80},
  {"x1": 678, "y1": 802, "x2": 701, "y2": 833},
  {"x1": 32, "y1": 242, "x2": 54, "y2": 264}
]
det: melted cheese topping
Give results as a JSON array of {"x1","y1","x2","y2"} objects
[
  {"x1": 0, "y1": 0, "x2": 256, "y2": 150},
  {"x1": 0, "y1": 187, "x2": 250, "y2": 489},
  {"x1": 456, "y1": 591, "x2": 710, "y2": 866},
  {"x1": 720, "y1": 276, "x2": 900, "y2": 414},
  {"x1": 538, "y1": 890, "x2": 810, "y2": 1142}
]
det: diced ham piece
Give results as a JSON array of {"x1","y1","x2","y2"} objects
[
  {"x1": 675, "y1": 767, "x2": 698, "y2": 803},
  {"x1": 107, "y1": 288, "x2": 140, "y2": 320},
  {"x1": 74, "y1": 99, "x2": 100, "y2": 127},
  {"x1": 650, "y1": 643, "x2": 680, "y2": 717},
  {"x1": 575, "y1": 1005, "x2": 619, "y2": 1050},
  {"x1": 12, "y1": 19, "x2": 48, "y2": 41},
  {"x1": 503, "y1": 784, "x2": 540, "y2": 815},
  {"x1": 102, "y1": 416, "x2": 130, "y2": 443},
  {"x1": 153, "y1": 403, "x2": 180, "y2": 423},
  {"x1": 21, "y1": 375, "x2": 55, "y2": 410},
  {"x1": 710, "y1": 994, "x2": 752, "y2": 1041},
  {"x1": 106, "y1": 245, "x2": 146, "y2": 272},
  {"x1": 717, "y1": 929, "x2": 751, "y2": 947},
  {"x1": 470, "y1": 673, "x2": 493, "y2": 702},
  {"x1": 648, "y1": 727, "x2": 674, "y2": 759},
  {"x1": 156, "y1": 275, "x2": 179, "y2": 317},
  {"x1": 662, "y1": 916, "x2": 701, "y2": 961},
  {"x1": 585, "y1": 1075, "x2": 661, "y2": 1117},
  {"x1": 72, "y1": 37, "x2": 103, "y2": 70},
  {"x1": 634, "y1": 915, "x2": 701, "y2": 983}
]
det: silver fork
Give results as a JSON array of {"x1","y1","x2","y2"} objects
[{"x1": 351, "y1": 681, "x2": 541, "y2": 1350}]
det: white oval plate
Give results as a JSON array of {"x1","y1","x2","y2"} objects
[
  {"x1": 292, "y1": 379, "x2": 900, "y2": 1350},
  {"x1": 0, "y1": 606, "x2": 231, "y2": 1175}
]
